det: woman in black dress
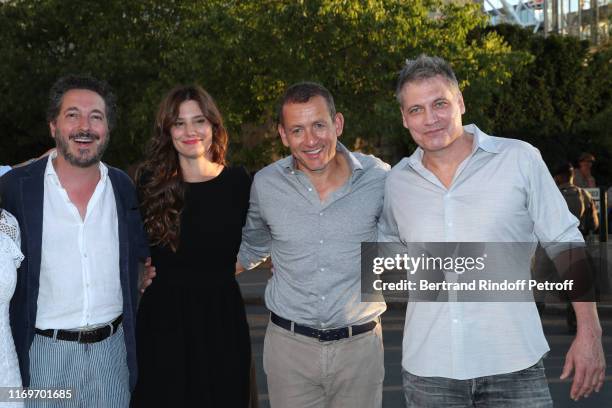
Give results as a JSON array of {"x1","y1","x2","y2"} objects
[{"x1": 131, "y1": 85, "x2": 252, "y2": 407}]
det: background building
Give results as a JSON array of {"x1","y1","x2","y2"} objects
[{"x1": 478, "y1": 0, "x2": 609, "y2": 44}]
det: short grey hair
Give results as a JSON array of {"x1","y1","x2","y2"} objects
[{"x1": 395, "y1": 55, "x2": 459, "y2": 105}]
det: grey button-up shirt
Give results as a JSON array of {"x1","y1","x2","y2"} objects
[
  {"x1": 379, "y1": 124, "x2": 583, "y2": 379},
  {"x1": 239, "y1": 143, "x2": 389, "y2": 328}
]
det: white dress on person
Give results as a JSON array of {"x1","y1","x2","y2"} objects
[{"x1": 0, "y1": 210, "x2": 24, "y2": 407}]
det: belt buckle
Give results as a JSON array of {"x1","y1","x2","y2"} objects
[
  {"x1": 317, "y1": 329, "x2": 326, "y2": 342},
  {"x1": 318, "y1": 328, "x2": 340, "y2": 342},
  {"x1": 77, "y1": 328, "x2": 96, "y2": 344}
]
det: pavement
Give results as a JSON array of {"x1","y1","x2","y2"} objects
[{"x1": 238, "y1": 268, "x2": 612, "y2": 408}]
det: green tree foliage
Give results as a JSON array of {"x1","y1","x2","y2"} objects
[
  {"x1": 0, "y1": 0, "x2": 518, "y2": 169},
  {"x1": 478, "y1": 24, "x2": 611, "y2": 184},
  {"x1": 0, "y1": 0, "x2": 176, "y2": 166}
]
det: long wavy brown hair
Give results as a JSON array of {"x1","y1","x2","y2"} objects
[{"x1": 136, "y1": 85, "x2": 228, "y2": 251}]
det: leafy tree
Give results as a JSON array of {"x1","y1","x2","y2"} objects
[
  {"x1": 0, "y1": 0, "x2": 523, "y2": 170},
  {"x1": 478, "y1": 24, "x2": 611, "y2": 185},
  {"x1": 0, "y1": 0, "x2": 175, "y2": 166}
]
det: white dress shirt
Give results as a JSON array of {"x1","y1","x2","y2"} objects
[
  {"x1": 36, "y1": 152, "x2": 122, "y2": 330},
  {"x1": 379, "y1": 124, "x2": 583, "y2": 379}
]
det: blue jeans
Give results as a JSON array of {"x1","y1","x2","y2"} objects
[{"x1": 402, "y1": 360, "x2": 552, "y2": 407}]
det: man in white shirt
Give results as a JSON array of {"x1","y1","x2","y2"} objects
[
  {"x1": 0, "y1": 75, "x2": 150, "y2": 407},
  {"x1": 379, "y1": 55, "x2": 605, "y2": 406}
]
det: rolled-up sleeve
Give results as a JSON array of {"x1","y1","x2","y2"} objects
[
  {"x1": 238, "y1": 176, "x2": 272, "y2": 269},
  {"x1": 525, "y1": 146, "x2": 583, "y2": 257},
  {"x1": 377, "y1": 176, "x2": 401, "y2": 243}
]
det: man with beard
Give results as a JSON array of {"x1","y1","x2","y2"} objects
[{"x1": 0, "y1": 75, "x2": 150, "y2": 407}]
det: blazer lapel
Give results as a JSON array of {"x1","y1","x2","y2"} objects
[{"x1": 108, "y1": 169, "x2": 129, "y2": 282}]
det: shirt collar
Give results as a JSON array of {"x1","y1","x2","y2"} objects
[
  {"x1": 406, "y1": 123, "x2": 499, "y2": 169},
  {"x1": 464, "y1": 123, "x2": 499, "y2": 154},
  {"x1": 45, "y1": 150, "x2": 108, "y2": 183},
  {"x1": 280, "y1": 141, "x2": 363, "y2": 175}
]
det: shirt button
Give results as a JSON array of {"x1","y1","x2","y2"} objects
[
  {"x1": 308, "y1": 188, "x2": 313, "y2": 192},
  {"x1": 447, "y1": 222, "x2": 453, "y2": 227},
  {"x1": 319, "y1": 240, "x2": 323, "y2": 244},
  {"x1": 320, "y1": 268, "x2": 325, "y2": 272},
  {"x1": 319, "y1": 212, "x2": 323, "y2": 216},
  {"x1": 291, "y1": 171, "x2": 295, "y2": 175},
  {"x1": 452, "y1": 319, "x2": 458, "y2": 323},
  {"x1": 83, "y1": 253, "x2": 88, "y2": 258},
  {"x1": 321, "y1": 296, "x2": 325, "y2": 300}
]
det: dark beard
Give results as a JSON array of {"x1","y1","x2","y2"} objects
[{"x1": 54, "y1": 130, "x2": 110, "y2": 168}]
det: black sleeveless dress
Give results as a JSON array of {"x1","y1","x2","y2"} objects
[{"x1": 132, "y1": 167, "x2": 252, "y2": 407}]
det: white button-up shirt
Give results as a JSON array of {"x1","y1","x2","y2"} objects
[
  {"x1": 379, "y1": 124, "x2": 583, "y2": 379},
  {"x1": 36, "y1": 153, "x2": 122, "y2": 330}
]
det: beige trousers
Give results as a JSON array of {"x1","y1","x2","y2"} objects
[{"x1": 263, "y1": 319, "x2": 384, "y2": 408}]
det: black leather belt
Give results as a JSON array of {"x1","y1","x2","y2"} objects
[
  {"x1": 271, "y1": 312, "x2": 377, "y2": 342},
  {"x1": 35, "y1": 315, "x2": 123, "y2": 344}
]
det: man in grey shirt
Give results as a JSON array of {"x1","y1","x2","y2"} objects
[
  {"x1": 379, "y1": 55, "x2": 605, "y2": 406},
  {"x1": 238, "y1": 82, "x2": 388, "y2": 408}
]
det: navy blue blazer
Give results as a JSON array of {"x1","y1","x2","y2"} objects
[{"x1": 0, "y1": 157, "x2": 149, "y2": 391}]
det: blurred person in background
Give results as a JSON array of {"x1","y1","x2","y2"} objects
[
  {"x1": 553, "y1": 162, "x2": 599, "y2": 333},
  {"x1": 574, "y1": 152, "x2": 597, "y2": 188},
  {"x1": 553, "y1": 162, "x2": 599, "y2": 238}
]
